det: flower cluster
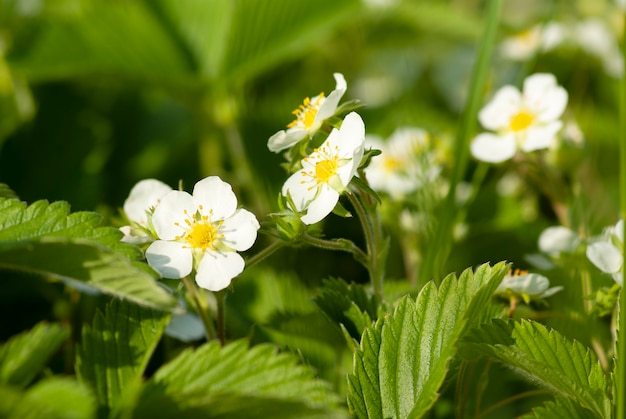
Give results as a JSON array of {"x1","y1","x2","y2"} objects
[
  {"x1": 269, "y1": 73, "x2": 367, "y2": 226},
  {"x1": 121, "y1": 176, "x2": 259, "y2": 291},
  {"x1": 471, "y1": 73, "x2": 568, "y2": 163}
]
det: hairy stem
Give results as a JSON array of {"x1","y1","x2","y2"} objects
[
  {"x1": 182, "y1": 276, "x2": 217, "y2": 341},
  {"x1": 346, "y1": 189, "x2": 385, "y2": 298}
]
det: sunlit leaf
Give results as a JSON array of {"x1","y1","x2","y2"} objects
[
  {"x1": 76, "y1": 299, "x2": 171, "y2": 415},
  {"x1": 347, "y1": 262, "x2": 509, "y2": 418},
  {"x1": 134, "y1": 339, "x2": 347, "y2": 418},
  {"x1": 0, "y1": 238, "x2": 176, "y2": 310},
  {"x1": 0, "y1": 198, "x2": 139, "y2": 258},
  {"x1": 3, "y1": 377, "x2": 96, "y2": 419},
  {"x1": 0, "y1": 198, "x2": 177, "y2": 309},
  {"x1": 460, "y1": 319, "x2": 611, "y2": 418},
  {"x1": 0, "y1": 322, "x2": 67, "y2": 388}
]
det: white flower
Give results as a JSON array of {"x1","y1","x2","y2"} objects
[
  {"x1": 145, "y1": 176, "x2": 260, "y2": 291},
  {"x1": 364, "y1": 127, "x2": 439, "y2": 197},
  {"x1": 268, "y1": 73, "x2": 347, "y2": 153},
  {"x1": 120, "y1": 179, "x2": 172, "y2": 244},
  {"x1": 538, "y1": 226, "x2": 580, "y2": 256},
  {"x1": 499, "y1": 23, "x2": 564, "y2": 61},
  {"x1": 587, "y1": 219, "x2": 623, "y2": 286},
  {"x1": 282, "y1": 112, "x2": 365, "y2": 225},
  {"x1": 470, "y1": 73, "x2": 568, "y2": 163},
  {"x1": 496, "y1": 270, "x2": 563, "y2": 303}
]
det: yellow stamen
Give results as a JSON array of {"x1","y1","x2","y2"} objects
[
  {"x1": 173, "y1": 210, "x2": 224, "y2": 250},
  {"x1": 287, "y1": 93, "x2": 325, "y2": 129},
  {"x1": 185, "y1": 221, "x2": 219, "y2": 250},
  {"x1": 507, "y1": 268, "x2": 529, "y2": 277}
]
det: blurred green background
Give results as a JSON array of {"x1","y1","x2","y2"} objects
[{"x1": 1, "y1": 1, "x2": 624, "y2": 415}]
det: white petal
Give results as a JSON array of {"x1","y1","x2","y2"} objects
[
  {"x1": 195, "y1": 251, "x2": 245, "y2": 291},
  {"x1": 497, "y1": 273, "x2": 549, "y2": 295},
  {"x1": 521, "y1": 122, "x2": 561, "y2": 152},
  {"x1": 478, "y1": 86, "x2": 522, "y2": 131},
  {"x1": 539, "y1": 285, "x2": 564, "y2": 298},
  {"x1": 301, "y1": 185, "x2": 339, "y2": 225},
  {"x1": 220, "y1": 209, "x2": 260, "y2": 251},
  {"x1": 613, "y1": 272, "x2": 623, "y2": 286},
  {"x1": 268, "y1": 128, "x2": 306, "y2": 153},
  {"x1": 337, "y1": 112, "x2": 366, "y2": 156},
  {"x1": 123, "y1": 179, "x2": 172, "y2": 226},
  {"x1": 534, "y1": 85, "x2": 568, "y2": 122},
  {"x1": 316, "y1": 73, "x2": 347, "y2": 121},
  {"x1": 587, "y1": 241, "x2": 623, "y2": 274},
  {"x1": 538, "y1": 226, "x2": 580, "y2": 254},
  {"x1": 192, "y1": 176, "x2": 237, "y2": 220},
  {"x1": 282, "y1": 171, "x2": 316, "y2": 213},
  {"x1": 152, "y1": 191, "x2": 196, "y2": 240},
  {"x1": 334, "y1": 112, "x2": 365, "y2": 184},
  {"x1": 146, "y1": 240, "x2": 193, "y2": 279},
  {"x1": 523, "y1": 73, "x2": 557, "y2": 105},
  {"x1": 470, "y1": 133, "x2": 517, "y2": 163}
]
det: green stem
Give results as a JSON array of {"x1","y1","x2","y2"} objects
[
  {"x1": 420, "y1": 0, "x2": 502, "y2": 282},
  {"x1": 182, "y1": 276, "x2": 217, "y2": 341},
  {"x1": 216, "y1": 290, "x2": 226, "y2": 346},
  {"x1": 617, "y1": 8, "x2": 626, "y2": 419},
  {"x1": 245, "y1": 239, "x2": 286, "y2": 269},
  {"x1": 303, "y1": 233, "x2": 368, "y2": 266},
  {"x1": 346, "y1": 189, "x2": 385, "y2": 298}
]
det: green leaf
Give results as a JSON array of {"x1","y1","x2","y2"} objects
[
  {"x1": 0, "y1": 322, "x2": 67, "y2": 388},
  {"x1": 134, "y1": 339, "x2": 347, "y2": 418},
  {"x1": 459, "y1": 319, "x2": 611, "y2": 418},
  {"x1": 347, "y1": 262, "x2": 509, "y2": 419},
  {"x1": 8, "y1": 0, "x2": 192, "y2": 83},
  {"x1": 155, "y1": 0, "x2": 361, "y2": 83},
  {"x1": 0, "y1": 198, "x2": 177, "y2": 310},
  {"x1": 76, "y1": 299, "x2": 171, "y2": 415},
  {"x1": 0, "y1": 198, "x2": 138, "y2": 258},
  {"x1": 520, "y1": 396, "x2": 598, "y2": 419},
  {"x1": 313, "y1": 277, "x2": 380, "y2": 341},
  {"x1": 0, "y1": 238, "x2": 177, "y2": 310},
  {"x1": 0, "y1": 183, "x2": 18, "y2": 200},
  {"x1": 4, "y1": 377, "x2": 96, "y2": 419}
]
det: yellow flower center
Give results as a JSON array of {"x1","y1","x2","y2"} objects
[
  {"x1": 175, "y1": 208, "x2": 223, "y2": 250},
  {"x1": 185, "y1": 221, "x2": 218, "y2": 249},
  {"x1": 315, "y1": 156, "x2": 339, "y2": 184},
  {"x1": 509, "y1": 111, "x2": 534, "y2": 132},
  {"x1": 301, "y1": 145, "x2": 344, "y2": 191},
  {"x1": 288, "y1": 93, "x2": 325, "y2": 129}
]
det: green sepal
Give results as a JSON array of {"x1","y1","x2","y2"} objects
[
  {"x1": 331, "y1": 199, "x2": 352, "y2": 218},
  {"x1": 350, "y1": 176, "x2": 382, "y2": 205}
]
